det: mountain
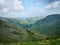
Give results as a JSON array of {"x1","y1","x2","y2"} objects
[
  {"x1": 0, "y1": 17, "x2": 28, "y2": 43},
  {"x1": 31, "y1": 14, "x2": 60, "y2": 37},
  {"x1": 10, "y1": 18, "x2": 30, "y2": 28},
  {"x1": 14, "y1": 18, "x2": 30, "y2": 24},
  {"x1": 26, "y1": 16, "x2": 44, "y2": 24},
  {"x1": 0, "y1": 17, "x2": 47, "y2": 43},
  {"x1": 0, "y1": 14, "x2": 60, "y2": 43}
]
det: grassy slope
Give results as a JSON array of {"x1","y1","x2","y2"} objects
[
  {"x1": 0, "y1": 38, "x2": 60, "y2": 45},
  {"x1": 0, "y1": 17, "x2": 47, "y2": 43},
  {"x1": 0, "y1": 14, "x2": 60, "y2": 45},
  {"x1": 31, "y1": 14, "x2": 60, "y2": 36},
  {"x1": 0, "y1": 17, "x2": 29, "y2": 43}
]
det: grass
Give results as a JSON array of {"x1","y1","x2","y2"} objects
[{"x1": 0, "y1": 38, "x2": 60, "y2": 45}]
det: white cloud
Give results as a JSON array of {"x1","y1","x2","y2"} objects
[
  {"x1": 0, "y1": 0, "x2": 10, "y2": 13},
  {"x1": 44, "y1": 4, "x2": 52, "y2": 10},
  {"x1": 0, "y1": 0, "x2": 6, "y2": 4},
  {"x1": 44, "y1": 1, "x2": 60, "y2": 10},
  {"x1": 53, "y1": 1, "x2": 60, "y2": 7},
  {"x1": 13, "y1": 0, "x2": 24, "y2": 11},
  {"x1": 2, "y1": 8, "x2": 9, "y2": 13},
  {"x1": 0, "y1": 0, "x2": 24, "y2": 14}
]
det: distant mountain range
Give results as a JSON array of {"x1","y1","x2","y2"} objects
[{"x1": 25, "y1": 16, "x2": 44, "y2": 24}]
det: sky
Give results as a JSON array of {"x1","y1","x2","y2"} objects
[{"x1": 0, "y1": 0, "x2": 60, "y2": 18}]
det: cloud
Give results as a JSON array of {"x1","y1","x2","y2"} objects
[
  {"x1": 44, "y1": 1, "x2": 60, "y2": 10},
  {"x1": 13, "y1": 0, "x2": 24, "y2": 11},
  {"x1": 0, "y1": 0, "x2": 10, "y2": 13},
  {"x1": 1, "y1": 8, "x2": 9, "y2": 13},
  {"x1": 53, "y1": 1, "x2": 60, "y2": 7},
  {"x1": 0, "y1": 0, "x2": 6, "y2": 4},
  {"x1": 0, "y1": 0, "x2": 24, "y2": 13}
]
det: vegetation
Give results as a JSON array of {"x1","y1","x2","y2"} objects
[
  {"x1": 0, "y1": 39, "x2": 60, "y2": 45},
  {"x1": 0, "y1": 14, "x2": 60, "y2": 45},
  {"x1": 31, "y1": 14, "x2": 60, "y2": 36}
]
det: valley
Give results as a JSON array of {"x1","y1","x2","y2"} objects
[{"x1": 0, "y1": 14, "x2": 60, "y2": 45}]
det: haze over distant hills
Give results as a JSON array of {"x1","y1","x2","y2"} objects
[{"x1": 25, "y1": 16, "x2": 44, "y2": 24}]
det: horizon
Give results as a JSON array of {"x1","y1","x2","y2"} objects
[{"x1": 0, "y1": 14, "x2": 60, "y2": 19}]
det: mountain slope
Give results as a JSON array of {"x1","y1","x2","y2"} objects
[
  {"x1": 0, "y1": 17, "x2": 46, "y2": 43},
  {"x1": 0, "y1": 17, "x2": 29, "y2": 43},
  {"x1": 31, "y1": 14, "x2": 60, "y2": 36}
]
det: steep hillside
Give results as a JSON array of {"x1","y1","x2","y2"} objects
[
  {"x1": 0, "y1": 17, "x2": 28, "y2": 43},
  {"x1": 0, "y1": 17, "x2": 46, "y2": 43},
  {"x1": 31, "y1": 14, "x2": 60, "y2": 36}
]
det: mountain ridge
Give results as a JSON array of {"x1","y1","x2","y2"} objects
[{"x1": 31, "y1": 14, "x2": 60, "y2": 36}]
